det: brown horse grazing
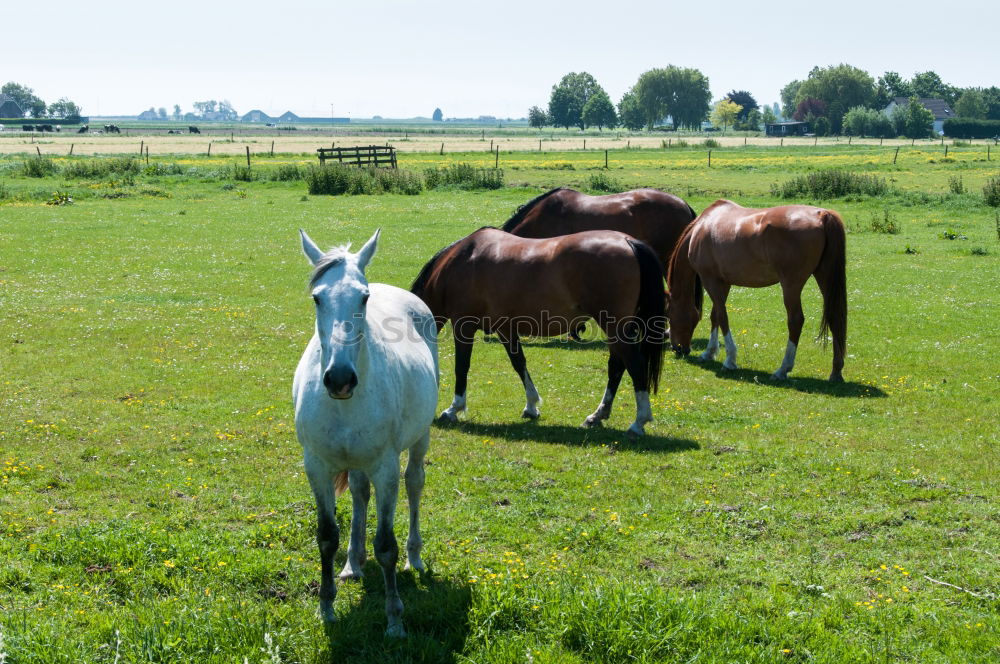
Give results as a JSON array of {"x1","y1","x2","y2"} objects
[
  {"x1": 502, "y1": 187, "x2": 697, "y2": 271},
  {"x1": 411, "y1": 227, "x2": 667, "y2": 437},
  {"x1": 666, "y1": 200, "x2": 847, "y2": 382}
]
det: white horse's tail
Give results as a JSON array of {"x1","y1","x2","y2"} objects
[{"x1": 334, "y1": 471, "x2": 349, "y2": 497}]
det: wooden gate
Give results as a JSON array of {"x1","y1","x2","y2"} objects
[{"x1": 316, "y1": 145, "x2": 397, "y2": 168}]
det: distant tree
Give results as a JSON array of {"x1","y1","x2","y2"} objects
[
  {"x1": 432, "y1": 108, "x2": 443, "y2": 121},
  {"x1": 954, "y1": 90, "x2": 988, "y2": 119},
  {"x1": 891, "y1": 97, "x2": 934, "y2": 138},
  {"x1": 633, "y1": 65, "x2": 711, "y2": 130},
  {"x1": 813, "y1": 116, "x2": 831, "y2": 136},
  {"x1": 842, "y1": 106, "x2": 895, "y2": 137},
  {"x1": 762, "y1": 105, "x2": 778, "y2": 126},
  {"x1": 710, "y1": 99, "x2": 741, "y2": 132},
  {"x1": 29, "y1": 99, "x2": 47, "y2": 118},
  {"x1": 47, "y1": 97, "x2": 81, "y2": 120},
  {"x1": 1, "y1": 82, "x2": 42, "y2": 117},
  {"x1": 827, "y1": 100, "x2": 845, "y2": 135},
  {"x1": 528, "y1": 105, "x2": 548, "y2": 129},
  {"x1": 157, "y1": 107, "x2": 168, "y2": 120},
  {"x1": 793, "y1": 97, "x2": 826, "y2": 122},
  {"x1": 910, "y1": 71, "x2": 954, "y2": 103},
  {"x1": 874, "y1": 71, "x2": 913, "y2": 108},
  {"x1": 725, "y1": 90, "x2": 757, "y2": 123},
  {"x1": 982, "y1": 87, "x2": 1000, "y2": 120},
  {"x1": 795, "y1": 64, "x2": 875, "y2": 114},
  {"x1": 192, "y1": 100, "x2": 218, "y2": 117},
  {"x1": 582, "y1": 89, "x2": 617, "y2": 130},
  {"x1": 744, "y1": 108, "x2": 763, "y2": 131},
  {"x1": 617, "y1": 89, "x2": 645, "y2": 131},
  {"x1": 218, "y1": 100, "x2": 238, "y2": 121},
  {"x1": 172, "y1": 104, "x2": 182, "y2": 121},
  {"x1": 780, "y1": 80, "x2": 802, "y2": 119},
  {"x1": 548, "y1": 72, "x2": 602, "y2": 130}
]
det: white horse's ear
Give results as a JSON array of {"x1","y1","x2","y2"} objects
[
  {"x1": 300, "y1": 229, "x2": 324, "y2": 266},
  {"x1": 356, "y1": 228, "x2": 380, "y2": 272}
]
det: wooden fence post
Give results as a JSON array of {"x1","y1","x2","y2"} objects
[
  {"x1": 246, "y1": 146, "x2": 251, "y2": 167},
  {"x1": 208, "y1": 143, "x2": 212, "y2": 156},
  {"x1": 893, "y1": 146, "x2": 900, "y2": 164},
  {"x1": 880, "y1": 137, "x2": 883, "y2": 146},
  {"x1": 708, "y1": 150, "x2": 711, "y2": 168},
  {"x1": 495, "y1": 147, "x2": 499, "y2": 169},
  {"x1": 36, "y1": 146, "x2": 41, "y2": 156},
  {"x1": 146, "y1": 146, "x2": 150, "y2": 165},
  {"x1": 440, "y1": 143, "x2": 444, "y2": 155},
  {"x1": 140, "y1": 140, "x2": 144, "y2": 155},
  {"x1": 605, "y1": 149, "x2": 608, "y2": 169},
  {"x1": 944, "y1": 145, "x2": 948, "y2": 158},
  {"x1": 539, "y1": 139, "x2": 542, "y2": 151},
  {"x1": 989, "y1": 145, "x2": 991, "y2": 161},
  {"x1": 270, "y1": 141, "x2": 274, "y2": 156},
  {"x1": 781, "y1": 138, "x2": 783, "y2": 147},
  {"x1": 848, "y1": 136, "x2": 852, "y2": 145},
  {"x1": 490, "y1": 139, "x2": 493, "y2": 152},
  {"x1": 69, "y1": 144, "x2": 74, "y2": 155},
  {"x1": 583, "y1": 139, "x2": 586, "y2": 150}
]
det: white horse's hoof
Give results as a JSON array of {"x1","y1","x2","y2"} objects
[
  {"x1": 385, "y1": 624, "x2": 407, "y2": 638},
  {"x1": 521, "y1": 408, "x2": 540, "y2": 420},
  {"x1": 437, "y1": 410, "x2": 459, "y2": 423},
  {"x1": 699, "y1": 351, "x2": 716, "y2": 362},
  {"x1": 583, "y1": 414, "x2": 604, "y2": 428},
  {"x1": 722, "y1": 361, "x2": 738, "y2": 371},
  {"x1": 771, "y1": 370, "x2": 789, "y2": 381},
  {"x1": 626, "y1": 424, "x2": 644, "y2": 439},
  {"x1": 338, "y1": 566, "x2": 364, "y2": 581},
  {"x1": 404, "y1": 558, "x2": 425, "y2": 573}
]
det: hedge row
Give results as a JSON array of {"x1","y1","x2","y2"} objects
[{"x1": 943, "y1": 118, "x2": 1000, "y2": 139}]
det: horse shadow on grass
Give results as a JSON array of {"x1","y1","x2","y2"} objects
[
  {"x1": 435, "y1": 418, "x2": 699, "y2": 454},
  {"x1": 676, "y1": 347, "x2": 887, "y2": 398},
  {"x1": 323, "y1": 566, "x2": 472, "y2": 663},
  {"x1": 481, "y1": 334, "x2": 607, "y2": 352}
]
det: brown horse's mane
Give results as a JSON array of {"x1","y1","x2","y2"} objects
[
  {"x1": 666, "y1": 221, "x2": 704, "y2": 313},
  {"x1": 500, "y1": 187, "x2": 567, "y2": 232},
  {"x1": 410, "y1": 226, "x2": 496, "y2": 298}
]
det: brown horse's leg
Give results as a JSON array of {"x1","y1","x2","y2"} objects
[
  {"x1": 584, "y1": 353, "x2": 626, "y2": 428},
  {"x1": 608, "y1": 340, "x2": 653, "y2": 438},
  {"x1": 499, "y1": 332, "x2": 541, "y2": 419},
  {"x1": 702, "y1": 280, "x2": 737, "y2": 370},
  {"x1": 814, "y1": 271, "x2": 846, "y2": 383},
  {"x1": 774, "y1": 281, "x2": 806, "y2": 380},
  {"x1": 440, "y1": 332, "x2": 474, "y2": 422}
]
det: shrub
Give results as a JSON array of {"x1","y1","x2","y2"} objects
[
  {"x1": 587, "y1": 172, "x2": 622, "y2": 192},
  {"x1": 868, "y1": 209, "x2": 899, "y2": 234},
  {"x1": 20, "y1": 157, "x2": 58, "y2": 178},
  {"x1": 984, "y1": 175, "x2": 1000, "y2": 207},
  {"x1": 424, "y1": 163, "x2": 503, "y2": 190},
  {"x1": 306, "y1": 164, "x2": 423, "y2": 196},
  {"x1": 702, "y1": 139, "x2": 720, "y2": 148},
  {"x1": 943, "y1": 118, "x2": 1000, "y2": 139},
  {"x1": 771, "y1": 169, "x2": 891, "y2": 199},
  {"x1": 143, "y1": 163, "x2": 186, "y2": 176},
  {"x1": 948, "y1": 176, "x2": 965, "y2": 195},
  {"x1": 63, "y1": 157, "x2": 140, "y2": 179},
  {"x1": 268, "y1": 164, "x2": 303, "y2": 181},
  {"x1": 232, "y1": 165, "x2": 255, "y2": 182},
  {"x1": 0, "y1": 180, "x2": 8, "y2": 200}
]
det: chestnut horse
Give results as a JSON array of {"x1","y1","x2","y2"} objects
[
  {"x1": 667, "y1": 200, "x2": 847, "y2": 382},
  {"x1": 412, "y1": 227, "x2": 667, "y2": 437},
  {"x1": 502, "y1": 187, "x2": 697, "y2": 271}
]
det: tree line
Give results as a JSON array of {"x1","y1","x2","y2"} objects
[
  {"x1": 529, "y1": 65, "x2": 1000, "y2": 139},
  {"x1": 2, "y1": 82, "x2": 81, "y2": 121}
]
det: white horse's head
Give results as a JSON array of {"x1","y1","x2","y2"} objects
[{"x1": 300, "y1": 228, "x2": 380, "y2": 400}]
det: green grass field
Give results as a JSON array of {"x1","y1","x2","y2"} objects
[{"x1": 1, "y1": 144, "x2": 999, "y2": 663}]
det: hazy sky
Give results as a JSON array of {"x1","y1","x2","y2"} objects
[{"x1": 8, "y1": 0, "x2": 998, "y2": 119}]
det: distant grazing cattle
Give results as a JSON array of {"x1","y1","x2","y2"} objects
[
  {"x1": 23, "y1": 124, "x2": 34, "y2": 131},
  {"x1": 265, "y1": 122, "x2": 276, "y2": 128},
  {"x1": 77, "y1": 125, "x2": 89, "y2": 134},
  {"x1": 38, "y1": 124, "x2": 54, "y2": 132},
  {"x1": 188, "y1": 125, "x2": 201, "y2": 134},
  {"x1": 103, "y1": 124, "x2": 121, "y2": 134}
]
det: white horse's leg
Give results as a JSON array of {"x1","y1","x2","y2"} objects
[
  {"x1": 403, "y1": 433, "x2": 429, "y2": 572},
  {"x1": 773, "y1": 340, "x2": 798, "y2": 380},
  {"x1": 722, "y1": 330, "x2": 739, "y2": 370},
  {"x1": 700, "y1": 326, "x2": 720, "y2": 361},
  {"x1": 439, "y1": 337, "x2": 472, "y2": 422},
  {"x1": 521, "y1": 374, "x2": 541, "y2": 419},
  {"x1": 339, "y1": 470, "x2": 370, "y2": 580},
  {"x1": 370, "y1": 462, "x2": 405, "y2": 637},
  {"x1": 304, "y1": 458, "x2": 339, "y2": 623},
  {"x1": 626, "y1": 390, "x2": 653, "y2": 439}
]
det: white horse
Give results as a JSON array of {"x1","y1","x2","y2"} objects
[{"x1": 293, "y1": 228, "x2": 439, "y2": 637}]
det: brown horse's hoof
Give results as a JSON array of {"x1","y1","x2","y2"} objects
[{"x1": 828, "y1": 372, "x2": 844, "y2": 383}]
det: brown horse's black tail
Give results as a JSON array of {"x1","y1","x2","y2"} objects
[
  {"x1": 816, "y1": 211, "x2": 847, "y2": 359},
  {"x1": 626, "y1": 239, "x2": 667, "y2": 394}
]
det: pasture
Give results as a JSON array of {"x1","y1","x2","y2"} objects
[{"x1": 1, "y1": 142, "x2": 999, "y2": 663}]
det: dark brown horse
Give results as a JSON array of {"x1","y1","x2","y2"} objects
[
  {"x1": 667, "y1": 200, "x2": 847, "y2": 382},
  {"x1": 502, "y1": 187, "x2": 697, "y2": 271},
  {"x1": 412, "y1": 227, "x2": 667, "y2": 437}
]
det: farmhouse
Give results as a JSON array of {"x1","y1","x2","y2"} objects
[
  {"x1": 241, "y1": 109, "x2": 272, "y2": 123},
  {"x1": 0, "y1": 93, "x2": 23, "y2": 118},
  {"x1": 883, "y1": 97, "x2": 953, "y2": 135},
  {"x1": 765, "y1": 121, "x2": 809, "y2": 137}
]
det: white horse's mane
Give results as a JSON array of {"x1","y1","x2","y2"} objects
[{"x1": 308, "y1": 244, "x2": 353, "y2": 287}]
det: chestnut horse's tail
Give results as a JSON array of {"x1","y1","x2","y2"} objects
[
  {"x1": 816, "y1": 211, "x2": 847, "y2": 358},
  {"x1": 334, "y1": 470, "x2": 349, "y2": 497},
  {"x1": 626, "y1": 239, "x2": 667, "y2": 394}
]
